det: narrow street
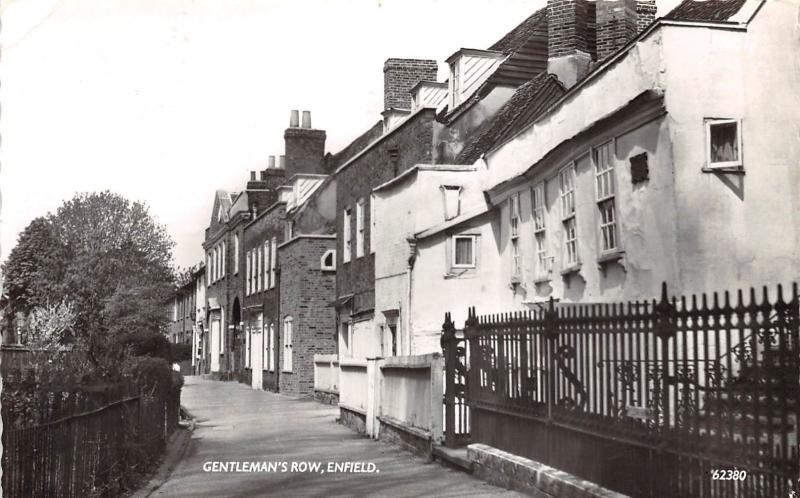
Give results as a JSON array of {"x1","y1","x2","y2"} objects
[{"x1": 154, "y1": 377, "x2": 522, "y2": 498}]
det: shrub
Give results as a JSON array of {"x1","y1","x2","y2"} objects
[{"x1": 169, "y1": 343, "x2": 192, "y2": 362}]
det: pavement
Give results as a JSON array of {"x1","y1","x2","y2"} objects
[{"x1": 151, "y1": 376, "x2": 524, "y2": 498}]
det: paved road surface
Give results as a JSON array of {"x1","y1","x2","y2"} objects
[{"x1": 153, "y1": 376, "x2": 522, "y2": 498}]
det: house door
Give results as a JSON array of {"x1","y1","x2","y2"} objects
[
  {"x1": 210, "y1": 319, "x2": 221, "y2": 372},
  {"x1": 251, "y1": 330, "x2": 263, "y2": 390}
]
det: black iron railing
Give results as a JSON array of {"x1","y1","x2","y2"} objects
[{"x1": 442, "y1": 282, "x2": 799, "y2": 498}]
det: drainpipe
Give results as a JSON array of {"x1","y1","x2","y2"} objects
[{"x1": 406, "y1": 237, "x2": 418, "y2": 356}]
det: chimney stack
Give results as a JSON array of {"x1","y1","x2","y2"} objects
[
  {"x1": 289, "y1": 110, "x2": 300, "y2": 128},
  {"x1": 547, "y1": 0, "x2": 594, "y2": 88},
  {"x1": 284, "y1": 109, "x2": 326, "y2": 178},
  {"x1": 636, "y1": 0, "x2": 657, "y2": 32},
  {"x1": 268, "y1": 155, "x2": 276, "y2": 169},
  {"x1": 383, "y1": 58, "x2": 438, "y2": 111}
]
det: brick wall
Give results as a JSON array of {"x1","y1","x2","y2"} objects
[
  {"x1": 285, "y1": 128, "x2": 327, "y2": 178},
  {"x1": 547, "y1": 0, "x2": 594, "y2": 59},
  {"x1": 383, "y1": 59, "x2": 438, "y2": 111},
  {"x1": 636, "y1": 0, "x2": 657, "y2": 32},
  {"x1": 243, "y1": 203, "x2": 286, "y2": 391},
  {"x1": 596, "y1": 0, "x2": 637, "y2": 60},
  {"x1": 278, "y1": 237, "x2": 338, "y2": 396},
  {"x1": 335, "y1": 110, "x2": 437, "y2": 309}
]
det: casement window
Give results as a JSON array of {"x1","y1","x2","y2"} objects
[
  {"x1": 705, "y1": 118, "x2": 742, "y2": 170},
  {"x1": 509, "y1": 193, "x2": 522, "y2": 280},
  {"x1": 452, "y1": 235, "x2": 477, "y2": 269},
  {"x1": 594, "y1": 142, "x2": 619, "y2": 253},
  {"x1": 343, "y1": 208, "x2": 352, "y2": 263},
  {"x1": 221, "y1": 241, "x2": 226, "y2": 277},
  {"x1": 560, "y1": 164, "x2": 579, "y2": 266},
  {"x1": 356, "y1": 199, "x2": 365, "y2": 258},
  {"x1": 441, "y1": 186, "x2": 461, "y2": 221},
  {"x1": 234, "y1": 234, "x2": 239, "y2": 274},
  {"x1": 283, "y1": 317, "x2": 293, "y2": 372},
  {"x1": 531, "y1": 182, "x2": 549, "y2": 277},
  {"x1": 213, "y1": 247, "x2": 218, "y2": 281},
  {"x1": 245, "y1": 325, "x2": 251, "y2": 368},
  {"x1": 450, "y1": 60, "x2": 461, "y2": 108},
  {"x1": 270, "y1": 238, "x2": 277, "y2": 288}
]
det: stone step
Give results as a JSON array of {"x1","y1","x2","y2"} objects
[{"x1": 432, "y1": 445, "x2": 473, "y2": 473}]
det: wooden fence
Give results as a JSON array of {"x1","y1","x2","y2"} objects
[
  {"x1": 2, "y1": 381, "x2": 181, "y2": 497},
  {"x1": 442, "y1": 282, "x2": 800, "y2": 498}
]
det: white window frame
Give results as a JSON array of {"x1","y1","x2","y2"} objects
[
  {"x1": 560, "y1": 164, "x2": 579, "y2": 266},
  {"x1": 356, "y1": 199, "x2": 366, "y2": 258},
  {"x1": 594, "y1": 142, "x2": 619, "y2": 254},
  {"x1": 356, "y1": 199, "x2": 365, "y2": 258},
  {"x1": 509, "y1": 193, "x2": 521, "y2": 280},
  {"x1": 246, "y1": 250, "x2": 252, "y2": 296},
  {"x1": 283, "y1": 317, "x2": 293, "y2": 372},
  {"x1": 221, "y1": 241, "x2": 226, "y2": 277},
  {"x1": 268, "y1": 323, "x2": 276, "y2": 372},
  {"x1": 369, "y1": 195, "x2": 376, "y2": 254},
  {"x1": 531, "y1": 182, "x2": 549, "y2": 277},
  {"x1": 451, "y1": 235, "x2": 477, "y2": 269},
  {"x1": 705, "y1": 118, "x2": 743, "y2": 170},
  {"x1": 234, "y1": 233, "x2": 239, "y2": 274},
  {"x1": 263, "y1": 240, "x2": 272, "y2": 290},
  {"x1": 270, "y1": 238, "x2": 277, "y2": 288},
  {"x1": 245, "y1": 324, "x2": 251, "y2": 368},
  {"x1": 321, "y1": 249, "x2": 336, "y2": 271},
  {"x1": 258, "y1": 246, "x2": 263, "y2": 292},
  {"x1": 343, "y1": 208, "x2": 352, "y2": 263}
]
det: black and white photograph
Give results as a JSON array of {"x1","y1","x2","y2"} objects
[{"x1": 1, "y1": 0, "x2": 798, "y2": 496}]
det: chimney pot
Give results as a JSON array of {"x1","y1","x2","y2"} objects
[
  {"x1": 260, "y1": 170, "x2": 267, "y2": 181},
  {"x1": 268, "y1": 155, "x2": 276, "y2": 169},
  {"x1": 250, "y1": 171, "x2": 256, "y2": 181},
  {"x1": 289, "y1": 110, "x2": 299, "y2": 128},
  {"x1": 279, "y1": 155, "x2": 286, "y2": 169},
  {"x1": 301, "y1": 111, "x2": 312, "y2": 129}
]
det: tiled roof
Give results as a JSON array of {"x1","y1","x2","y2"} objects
[
  {"x1": 441, "y1": 8, "x2": 548, "y2": 123},
  {"x1": 455, "y1": 73, "x2": 566, "y2": 164},
  {"x1": 664, "y1": 0, "x2": 748, "y2": 22},
  {"x1": 326, "y1": 120, "x2": 384, "y2": 171},
  {"x1": 489, "y1": 8, "x2": 547, "y2": 55}
]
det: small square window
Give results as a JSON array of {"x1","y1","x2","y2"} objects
[
  {"x1": 452, "y1": 236, "x2": 476, "y2": 268},
  {"x1": 705, "y1": 119, "x2": 742, "y2": 169}
]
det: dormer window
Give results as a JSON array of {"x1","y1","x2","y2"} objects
[{"x1": 446, "y1": 48, "x2": 505, "y2": 111}]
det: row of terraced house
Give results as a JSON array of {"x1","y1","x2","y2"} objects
[{"x1": 171, "y1": 0, "x2": 800, "y2": 494}]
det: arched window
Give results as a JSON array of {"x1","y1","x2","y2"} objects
[{"x1": 320, "y1": 249, "x2": 336, "y2": 271}]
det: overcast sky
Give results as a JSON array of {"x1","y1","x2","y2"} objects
[{"x1": 1, "y1": 0, "x2": 679, "y2": 270}]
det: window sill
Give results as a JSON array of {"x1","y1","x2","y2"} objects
[
  {"x1": 560, "y1": 264, "x2": 582, "y2": 277},
  {"x1": 597, "y1": 251, "x2": 626, "y2": 273},
  {"x1": 702, "y1": 165, "x2": 745, "y2": 175},
  {"x1": 532, "y1": 275, "x2": 552, "y2": 285}
]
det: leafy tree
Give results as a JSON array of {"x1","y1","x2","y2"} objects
[{"x1": 2, "y1": 191, "x2": 177, "y2": 372}]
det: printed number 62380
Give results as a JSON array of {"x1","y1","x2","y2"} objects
[{"x1": 711, "y1": 470, "x2": 747, "y2": 481}]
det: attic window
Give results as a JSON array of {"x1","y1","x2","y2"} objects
[
  {"x1": 321, "y1": 250, "x2": 336, "y2": 271},
  {"x1": 705, "y1": 119, "x2": 743, "y2": 171},
  {"x1": 440, "y1": 186, "x2": 462, "y2": 221}
]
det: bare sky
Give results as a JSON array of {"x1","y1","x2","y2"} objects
[{"x1": 1, "y1": 0, "x2": 679, "y2": 270}]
